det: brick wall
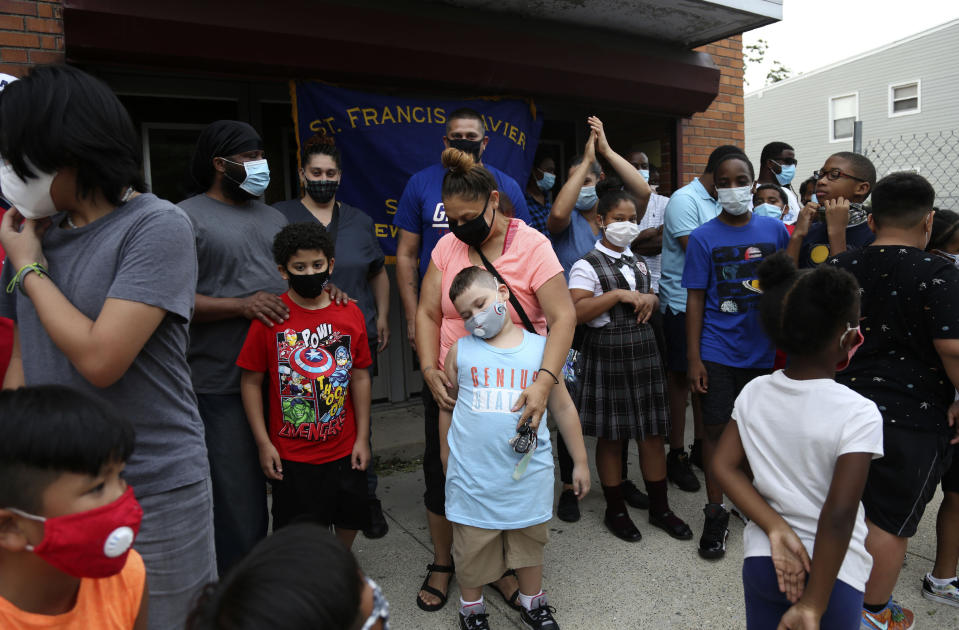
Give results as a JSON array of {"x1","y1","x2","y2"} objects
[
  {"x1": 0, "y1": 0, "x2": 64, "y2": 77},
  {"x1": 678, "y1": 35, "x2": 745, "y2": 185}
]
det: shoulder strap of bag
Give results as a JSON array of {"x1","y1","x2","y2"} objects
[{"x1": 474, "y1": 248, "x2": 537, "y2": 334}]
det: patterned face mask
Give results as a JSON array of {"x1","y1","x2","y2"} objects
[{"x1": 360, "y1": 576, "x2": 390, "y2": 630}]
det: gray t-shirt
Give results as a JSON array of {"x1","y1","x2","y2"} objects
[
  {"x1": 178, "y1": 194, "x2": 288, "y2": 394},
  {"x1": 0, "y1": 194, "x2": 209, "y2": 497}
]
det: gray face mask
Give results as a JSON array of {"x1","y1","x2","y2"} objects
[
  {"x1": 360, "y1": 576, "x2": 390, "y2": 630},
  {"x1": 464, "y1": 299, "x2": 509, "y2": 339}
]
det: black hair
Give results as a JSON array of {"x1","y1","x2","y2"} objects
[
  {"x1": 714, "y1": 153, "x2": 755, "y2": 181},
  {"x1": 186, "y1": 523, "x2": 363, "y2": 630},
  {"x1": 440, "y1": 148, "x2": 516, "y2": 217},
  {"x1": 597, "y1": 190, "x2": 638, "y2": 217},
  {"x1": 704, "y1": 145, "x2": 744, "y2": 174},
  {"x1": 759, "y1": 141, "x2": 794, "y2": 168},
  {"x1": 0, "y1": 65, "x2": 146, "y2": 206},
  {"x1": 0, "y1": 386, "x2": 135, "y2": 513},
  {"x1": 754, "y1": 183, "x2": 788, "y2": 205},
  {"x1": 569, "y1": 153, "x2": 603, "y2": 177},
  {"x1": 302, "y1": 135, "x2": 342, "y2": 170},
  {"x1": 449, "y1": 266, "x2": 498, "y2": 304},
  {"x1": 757, "y1": 252, "x2": 860, "y2": 357},
  {"x1": 929, "y1": 208, "x2": 959, "y2": 251},
  {"x1": 272, "y1": 222, "x2": 335, "y2": 267},
  {"x1": 446, "y1": 107, "x2": 485, "y2": 134},
  {"x1": 799, "y1": 177, "x2": 818, "y2": 202},
  {"x1": 870, "y1": 172, "x2": 935, "y2": 230},
  {"x1": 595, "y1": 174, "x2": 624, "y2": 199},
  {"x1": 830, "y1": 151, "x2": 877, "y2": 197}
]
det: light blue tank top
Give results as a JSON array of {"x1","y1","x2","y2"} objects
[{"x1": 445, "y1": 331, "x2": 554, "y2": 529}]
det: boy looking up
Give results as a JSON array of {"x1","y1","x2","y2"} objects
[
  {"x1": 0, "y1": 386, "x2": 147, "y2": 629},
  {"x1": 237, "y1": 222, "x2": 372, "y2": 549},
  {"x1": 790, "y1": 151, "x2": 876, "y2": 268},
  {"x1": 440, "y1": 266, "x2": 590, "y2": 630}
]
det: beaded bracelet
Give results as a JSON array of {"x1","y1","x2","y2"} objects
[{"x1": 5, "y1": 262, "x2": 49, "y2": 295}]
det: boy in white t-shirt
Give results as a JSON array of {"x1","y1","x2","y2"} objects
[{"x1": 713, "y1": 252, "x2": 883, "y2": 630}]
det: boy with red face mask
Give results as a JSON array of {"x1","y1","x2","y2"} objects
[{"x1": 0, "y1": 386, "x2": 147, "y2": 629}]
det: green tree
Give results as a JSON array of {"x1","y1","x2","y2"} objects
[
  {"x1": 766, "y1": 60, "x2": 792, "y2": 84},
  {"x1": 743, "y1": 38, "x2": 768, "y2": 85}
]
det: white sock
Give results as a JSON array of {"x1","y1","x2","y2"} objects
[
  {"x1": 460, "y1": 596, "x2": 485, "y2": 615},
  {"x1": 518, "y1": 590, "x2": 544, "y2": 611},
  {"x1": 927, "y1": 573, "x2": 957, "y2": 588}
]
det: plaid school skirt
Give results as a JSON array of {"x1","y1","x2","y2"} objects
[{"x1": 574, "y1": 322, "x2": 669, "y2": 440}]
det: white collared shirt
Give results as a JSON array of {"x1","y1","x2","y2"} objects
[{"x1": 568, "y1": 242, "x2": 648, "y2": 327}]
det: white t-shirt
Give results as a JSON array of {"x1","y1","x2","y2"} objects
[
  {"x1": 568, "y1": 242, "x2": 648, "y2": 328},
  {"x1": 733, "y1": 370, "x2": 884, "y2": 592},
  {"x1": 637, "y1": 193, "x2": 669, "y2": 292}
]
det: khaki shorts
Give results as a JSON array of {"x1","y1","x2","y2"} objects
[{"x1": 451, "y1": 522, "x2": 549, "y2": 588}]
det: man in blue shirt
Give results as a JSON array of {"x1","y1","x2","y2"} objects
[{"x1": 658, "y1": 145, "x2": 742, "y2": 494}]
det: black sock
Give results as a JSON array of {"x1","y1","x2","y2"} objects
[
  {"x1": 644, "y1": 478, "x2": 669, "y2": 514},
  {"x1": 602, "y1": 483, "x2": 626, "y2": 516},
  {"x1": 863, "y1": 601, "x2": 887, "y2": 613}
]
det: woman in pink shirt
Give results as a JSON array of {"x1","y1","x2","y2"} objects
[{"x1": 413, "y1": 148, "x2": 575, "y2": 614}]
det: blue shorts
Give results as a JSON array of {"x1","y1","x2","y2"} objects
[{"x1": 743, "y1": 556, "x2": 863, "y2": 630}]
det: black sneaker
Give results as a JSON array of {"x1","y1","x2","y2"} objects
[
  {"x1": 667, "y1": 450, "x2": 701, "y2": 492},
  {"x1": 622, "y1": 479, "x2": 650, "y2": 510},
  {"x1": 459, "y1": 609, "x2": 491, "y2": 630},
  {"x1": 556, "y1": 488, "x2": 580, "y2": 522},
  {"x1": 699, "y1": 505, "x2": 729, "y2": 559},
  {"x1": 689, "y1": 440, "x2": 703, "y2": 471},
  {"x1": 520, "y1": 593, "x2": 559, "y2": 629},
  {"x1": 363, "y1": 498, "x2": 389, "y2": 539}
]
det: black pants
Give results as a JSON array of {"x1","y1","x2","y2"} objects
[{"x1": 422, "y1": 383, "x2": 446, "y2": 515}]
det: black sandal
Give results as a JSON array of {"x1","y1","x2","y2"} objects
[
  {"x1": 415, "y1": 562, "x2": 454, "y2": 612},
  {"x1": 486, "y1": 568, "x2": 522, "y2": 611}
]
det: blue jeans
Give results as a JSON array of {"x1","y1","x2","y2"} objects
[
  {"x1": 135, "y1": 479, "x2": 217, "y2": 630},
  {"x1": 743, "y1": 556, "x2": 863, "y2": 630},
  {"x1": 196, "y1": 392, "x2": 268, "y2": 575}
]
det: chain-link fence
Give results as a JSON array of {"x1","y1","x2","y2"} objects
[{"x1": 863, "y1": 129, "x2": 959, "y2": 210}]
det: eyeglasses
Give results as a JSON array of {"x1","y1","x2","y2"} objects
[
  {"x1": 771, "y1": 157, "x2": 798, "y2": 166},
  {"x1": 812, "y1": 168, "x2": 867, "y2": 182}
]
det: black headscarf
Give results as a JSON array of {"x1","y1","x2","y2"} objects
[{"x1": 190, "y1": 120, "x2": 263, "y2": 191}]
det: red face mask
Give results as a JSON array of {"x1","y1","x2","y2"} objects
[
  {"x1": 836, "y1": 324, "x2": 865, "y2": 371},
  {"x1": 7, "y1": 486, "x2": 143, "y2": 578}
]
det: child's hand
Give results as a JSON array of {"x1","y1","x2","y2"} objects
[
  {"x1": 823, "y1": 197, "x2": 850, "y2": 230},
  {"x1": 571, "y1": 463, "x2": 591, "y2": 499},
  {"x1": 687, "y1": 359, "x2": 708, "y2": 394},
  {"x1": 618, "y1": 288, "x2": 641, "y2": 309},
  {"x1": 635, "y1": 293, "x2": 657, "y2": 324},
  {"x1": 587, "y1": 116, "x2": 610, "y2": 157},
  {"x1": 351, "y1": 440, "x2": 371, "y2": 471},
  {"x1": 257, "y1": 442, "x2": 284, "y2": 480},
  {"x1": 776, "y1": 602, "x2": 821, "y2": 630},
  {"x1": 769, "y1": 525, "x2": 811, "y2": 603},
  {"x1": 792, "y1": 204, "x2": 817, "y2": 238}
]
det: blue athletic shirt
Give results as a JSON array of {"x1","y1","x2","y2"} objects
[
  {"x1": 393, "y1": 163, "x2": 530, "y2": 279},
  {"x1": 682, "y1": 214, "x2": 791, "y2": 369},
  {"x1": 445, "y1": 331, "x2": 554, "y2": 530}
]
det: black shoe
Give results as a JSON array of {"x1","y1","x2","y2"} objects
[
  {"x1": 556, "y1": 488, "x2": 580, "y2": 522},
  {"x1": 519, "y1": 593, "x2": 560, "y2": 629},
  {"x1": 363, "y1": 498, "x2": 389, "y2": 539},
  {"x1": 604, "y1": 511, "x2": 642, "y2": 542},
  {"x1": 622, "y1": 479, "x2": 650, "y2": 510},
  {"x1": 459, "y1": 610, "x2": 491, "y2": 630},
  {"x1": 689, "y1": 440, "x2": 703, "y2": 471},
  {"x1": 649, "y1": 509, "x2": 693, "y2": 540},
  {"x1": 699, "y1": 505, "x2": 729, "y2": 559},
  {"x1": 667, "y1": 450, "x2": 701, "y2": 492}
]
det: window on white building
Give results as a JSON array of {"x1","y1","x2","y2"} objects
[
  {"x1": 829, "y1": 93, "x2": 858, "y2": 142},
  {"x1": 889, "y1": 81, "x2": 920, "y2": 116}
]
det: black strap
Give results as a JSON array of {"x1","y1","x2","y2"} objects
[{"x1": 474, "y1": 248, "x2": 537, "y2": 334}]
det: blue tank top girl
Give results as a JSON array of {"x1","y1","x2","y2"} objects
[{"x1": 445, "y1": 331, "x2": 554, "y2": 529}]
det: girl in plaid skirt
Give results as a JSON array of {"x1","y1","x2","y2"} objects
[{"x1": 568, "y1": 190, "x2": 693, "y2": 543}]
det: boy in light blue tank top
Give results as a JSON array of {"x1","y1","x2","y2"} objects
[{"x1": 440, "y1": 266, "x2": 589, "y2": 630}]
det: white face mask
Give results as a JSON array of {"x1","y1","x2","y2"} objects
[
  {"x1": 716, "y1": 185, "x2": 753, "y2": 216},
  {"x1": 0, "y1": 159, "x2": 58, "y2": 220},
  {"x1": 603, "y1": 220, "x2": 642, "y2": 248}
]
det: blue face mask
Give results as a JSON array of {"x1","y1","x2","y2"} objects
[
  {"x1": 810, "y1": 193, "x2": 818, "y2": 205},
  {"x1": 537, "y1": 171, "x2": 555, "y2": 191},
  {"x1": 638, "y1": 168, "x2": 650, "y2": 181},
  {"x1": 575, "y1": 185, "x2": 598, "y2": 211},
  {"x1": 754, "y1": 202, "x2": 784, "y2": 219},
  {"x1": 775, "y1": 163, "x2": 796, "y2": 186},
  {"x1": 224, "y1": 158, "x2": 270, "y2": 196}
]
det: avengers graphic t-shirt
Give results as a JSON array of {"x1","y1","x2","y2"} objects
[
  {"x1": 682, "y1": 213, "x2": 791, "y2": 368},
  {"x1": 237, "y1": 294, "x2": 371, "y2": 465}
]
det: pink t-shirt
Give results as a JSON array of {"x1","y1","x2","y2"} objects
[{"x1": 431, "y1": 219, "x2": 563, "y2": 369}]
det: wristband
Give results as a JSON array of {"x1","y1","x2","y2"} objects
[
  {"x1": 5, "y1": 262, "x2": 49, "y2": 295},
  {"x1": 537, "y1": 367, "x2": 560, "y2": 385},
  {"x1": 423, "y1": 366, "x2": 435, "y2": 375}
]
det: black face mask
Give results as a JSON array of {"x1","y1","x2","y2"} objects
[
  {"x1": 448, "y1": 138, "x2": 483, "y2": 161},
  {"x1": 305, "y1": 179, "x2": 338, "y2": 203},
  {"x1": 450, "y1": 195, "x2": 494, "y2": 248},
  {"x1": 287, "y1": 269, "x2": 330, "y2": 299}
]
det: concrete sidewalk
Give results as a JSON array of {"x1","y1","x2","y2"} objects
[{"x1": 360, "y1": 399, "x2": 959, "y2": 629}]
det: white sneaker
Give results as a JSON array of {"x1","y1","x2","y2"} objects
[{"x1": 922, "y1": 572, "x2": 959, "y2": 608}]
